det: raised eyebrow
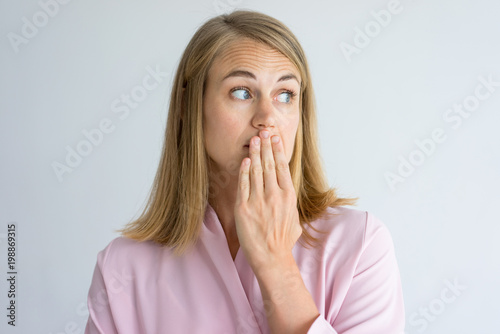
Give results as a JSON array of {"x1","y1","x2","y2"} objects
[
  {"x1": 221, "y1": 70, "x2": 300, "y2": 85},
  {"x1": 222, "y1": 70, "x2": 255, "y2": 81},
  {"x1": 277, "y1": 73, "x2": 300, "y2": 84}
]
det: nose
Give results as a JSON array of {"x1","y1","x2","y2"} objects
[{"x1": 251, "y1": 98, "x2": 276, "y2": 129}]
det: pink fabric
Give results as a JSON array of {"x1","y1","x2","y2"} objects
[{"x1": 84, "y1": 204, "x2": 405, "y2": 333}]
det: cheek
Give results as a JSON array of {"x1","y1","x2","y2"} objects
[
  {"x1": 204, "y1": 118, "x2": 224, "y2": 154},
  {"x1": 204, "y1": 109, "x2": 242, "y2": 149},
  {"x1": 288, "y1": 113, "x2": 300, "y2": 136},
  {"x1": 282, "y1": 116, "x2": 300, "y2": 159},
  {"x1": 203, "y1": 99, "x2": 224, "y2": 140}
]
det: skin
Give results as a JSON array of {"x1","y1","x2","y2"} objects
[{"x1": 202, "y1": 38, "x2": 320, "y2": 333}]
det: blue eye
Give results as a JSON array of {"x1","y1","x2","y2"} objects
[
  {"x1": 276, "y1": 90, "x2": 296, "y2": 103},
  {"x1": 231, "y1": 88, "x2": 251, "y2": 100},
  {"x1": 277, "y1": 92, "x2": 291, "y2": 103}
]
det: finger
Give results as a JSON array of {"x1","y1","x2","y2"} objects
[
  {"x1": 236, "y1": 157, "x2": 251, "y2": 202},
  {"x1": 249, "y1": 136, "x2": 264, "y2": 197},
  {"x1": 260, "y1": 130, "x2": 278, "y2": 190},
  {"x1": 271, "y1": 135, "x2": 294, "y2": 190}
]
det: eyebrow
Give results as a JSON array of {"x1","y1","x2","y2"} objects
[{"x1": 222, "y1": 70, "x2": 300, "y2": 85}]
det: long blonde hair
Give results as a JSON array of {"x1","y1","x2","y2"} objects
[{"x1": 118, "y1": 10, "x2": 357, "y2": 255}]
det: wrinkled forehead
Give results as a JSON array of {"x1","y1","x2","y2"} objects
[{"x1": 207, "y1": 38, "x2": 302, "y2": 85}]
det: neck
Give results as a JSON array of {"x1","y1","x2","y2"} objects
[{"x1": 208, "y1": 175, "x2": 240, "y2": 250}]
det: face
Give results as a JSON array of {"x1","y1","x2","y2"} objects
[{"x1": 202, "y1": 38, "x2": 301, "y2": 178}]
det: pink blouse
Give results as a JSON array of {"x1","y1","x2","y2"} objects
[{"x1": 84, "y1": 204, "x2": 405, "y2": 333}]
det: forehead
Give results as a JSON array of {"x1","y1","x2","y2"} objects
[{"x1": 208, "y1": 38, "x2": 301, "y2": 82}]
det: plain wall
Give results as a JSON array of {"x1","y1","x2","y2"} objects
[{"x1": 1, "y1": 0, "x2": 499, "y2": 333}]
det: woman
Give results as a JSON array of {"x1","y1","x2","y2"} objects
[{"x1": 85, "y1": 10, "x2": 405, "y2": 334}]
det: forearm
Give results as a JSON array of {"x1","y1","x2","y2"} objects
[{"x1": 254, "y1": 253, "x2": 320, "y2": 334}]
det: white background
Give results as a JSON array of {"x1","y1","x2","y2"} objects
[{"x1": 1, "y1": 0, "x2": 499, "y2": 333}]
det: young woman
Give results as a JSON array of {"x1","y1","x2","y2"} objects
[{"x1": 85, "y1": 10, "x2": 405, "y2": 334}]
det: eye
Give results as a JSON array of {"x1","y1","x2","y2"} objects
[
  {"x1": 276, "y1": 90, "x2": 297, "y2": 103},
  {"x1": 231, "y1": 87, "x2": 251, "y2": 100}
]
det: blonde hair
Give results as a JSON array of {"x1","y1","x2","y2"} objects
[{"x1": 118, "y1": 10, "x2": 357, "y2": 255}]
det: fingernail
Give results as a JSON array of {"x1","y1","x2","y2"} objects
[
  {"x1": 271, "y1": 136, "x2": 280, "y2": 144},
  {"x1": 253, "y1": 137, "x2": 260, "y2": 145},
  {"x1": 261, "y1": 131, "x2": 269, "y2": 139}
]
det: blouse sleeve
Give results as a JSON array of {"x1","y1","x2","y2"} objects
[
  {"x1": 84, "y1": 242, "x2": 119, "y2": 334},
  {"x1": 307, "y1": 213, "x2": 406, "y2": 334}
]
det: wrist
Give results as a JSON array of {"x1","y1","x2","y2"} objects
[{"x1": 252, "y1": 252, "x2": 298, "y2": 283}]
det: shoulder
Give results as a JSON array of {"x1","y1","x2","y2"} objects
[
  {"x1": 307, "y1": 205, "x2": 390, "y2": 239},
  {"x1": 301, "y1": 206, "x2": 395, "y2": 260},
  {"x1": 94, "y1": 236, "x2": 169, "y2": 272},
  {"x1": 303, "y1": 208, "x2": 405, "y2": 331}
]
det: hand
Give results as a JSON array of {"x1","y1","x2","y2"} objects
[{"x1": 234, "y1": 130, "x2": 302, "y2": 272}]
